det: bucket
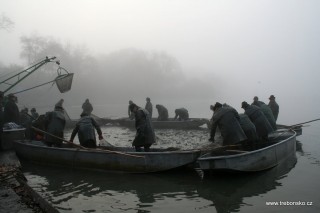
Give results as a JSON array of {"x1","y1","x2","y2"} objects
[{"x1": 55, "y1": 73, "x2": 74, "y2": 93}]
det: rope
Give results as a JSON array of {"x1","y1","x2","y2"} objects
[{"x1": 11, "y1": 79, "x2": 56, "y2": 95}]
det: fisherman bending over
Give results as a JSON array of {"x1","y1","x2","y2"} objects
[
  {"x1": 209, "y1": 102, "x2": 247, "y2": 146},
  {"x1": 70, "y1": 112, "x2": 103, "y2": 148}
]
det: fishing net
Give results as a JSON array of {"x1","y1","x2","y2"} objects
[{"x1": 55, "y1": 73, "x2": 74, "y2": 93}]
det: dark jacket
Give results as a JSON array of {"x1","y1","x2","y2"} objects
[
  {"x1": 239, "y1": 113, "x2": 258, "y2": 144},
  {"x1": 4, "y1": 100, "x2": 20, "y2": 124},
  {"x1": 44, "y1": 109, "x2": 66, "y2": 146},
  {"x1": 244, "y1": 105, "x2": 274, "y2": 139},
  {"x1": 210, "y1": 107, "x2": 247, "y2": 146},
  {"x1": 174, "y1": 108, "x2": 189, "y2": 121},
  {"x1": 133, "y1": 108, "x2": 155, "y2": 147},
  {"x1": 251, "y1": 100, "x2": 265, "y2": 107},
  {"x1": 0, "y1": 102, "x2": 3, "y2": 131},
  {"x1": 31, "y1": 111, "x2": 39, "y2": 120},
  {"x1": 268, "y1": 100, "x2": 279, "y2": 121},
  {"x1": 156, "y1": 105, "x2": 169, "y2": 121},
  {"x1": 20, "y1": 111, "x2": 32, "y2": 139},
  {"x1": 145, "y1": 101, "x2": 153, "y2": 118},
  {"x1": 260, "y1": 103, "x2": 277, "y2": 130},
  {"x1": 70, "y1": 116, "x2": 102, "y2": 147}
]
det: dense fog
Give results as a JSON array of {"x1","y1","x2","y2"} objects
[{"x1": 1, "y1": 0, "x2": 320, "y2": 124}]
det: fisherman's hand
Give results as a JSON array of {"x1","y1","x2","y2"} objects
[
  {"x1": 70, "y1": 139, "x2": 74, "y2": 143},
  {"x1": 208, "y1": 138, "x2": 215, "y2": 143},
  {"x1": 98, "y1": 135, "x2": 103, "y2": 140}
]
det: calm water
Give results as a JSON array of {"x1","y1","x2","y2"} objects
[{"x1": 22, "y1": 123, "x2": 320, "y2": 213}]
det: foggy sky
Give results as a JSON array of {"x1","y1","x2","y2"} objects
[{"x1": 1, "y1": 0, "x2": 320, "y2": 123}]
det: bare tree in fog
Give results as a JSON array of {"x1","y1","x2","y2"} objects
[
  {"x1": 2, "y1": 34, "x2": 218, "y2": 117},
  {"x1": 0, "y1": 13, "x2": 14, "y2": 32}
]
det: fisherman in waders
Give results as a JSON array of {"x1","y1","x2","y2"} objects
[
  {"x1": 174, "y1": 108, "x2": 189, "y2": 121},
  {"x1": 155, "y1": 104, "x2": 169, "y2": 121},
  {"x1": 4, "y1": 93, "x2": 20, "y2": 124},
  {"x1": 145, "y1": 97, "x2": 153, "y2": 118},
  {"x1": 69, "y1": 112, "x2": 103, "y2": 148},
  {"x1": 268, "y1": 95, "x2": 279, "y2": 122},
  {"x1": 129, "y1": 103, "x2": 155, "y2": 152},
  {"x1": 241, "y1": 101, "x2": 274, "y2": 141},
  {"x1": 209, "y1": 102, "x2": 247, "y2": 146},
  {"x1": 44, "y1": 102, "x2": 66, "y2": 147}
]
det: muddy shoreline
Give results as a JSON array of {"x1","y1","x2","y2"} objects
[{"x1": 0, "y1": 151, "x2": 59, "y2": 213}]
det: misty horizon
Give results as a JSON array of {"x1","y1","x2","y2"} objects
[{"x1": 1, "y1": 0, "x2": 319, "y2": 124}]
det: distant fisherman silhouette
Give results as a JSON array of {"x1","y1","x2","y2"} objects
[
  {"x1": 155, "y1": 104, "x2": 169, "y2": 121},
  {"x1": 174, "y1": 108, "x2": 189, "y2": 121},
  {"x1": 268, "y1": 95, "x2": 279, "y2": 121},
  {"x1": 82, "y1": 99, "x2": 93, "y2": 115},
  {"x1": 145, "y1": 97, "x2": 153, "y2": 118}
]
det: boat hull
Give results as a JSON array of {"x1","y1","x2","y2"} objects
[
  {"x1": 13, "y1": 140, "x2": 200, "y2": 173},
  {"x1": 197, "y1": 130, "x2": 296, "y2": 173}
]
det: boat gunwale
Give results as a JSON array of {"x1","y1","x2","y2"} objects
[
  {"x1": 198, "y1": 130, "x2": 297, "y2": 161},
  {"x1": 14, "y1": 140, "x2": 201, "y2": 155}
]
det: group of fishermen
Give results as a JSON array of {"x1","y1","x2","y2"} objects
[
  {"x1": 129, "y1": 97, "x2": 189, "y2": 121},
  {"x1": 209, "y1": 95, "x2": 279, "y2": 147},
  {"x1": 42, "y1": 98, "x2": 104, "y2": 148},
  {"x1": 0, "y1": 93, "x2": 104, "y2": 149},
  {"x1": 1, "y1": 90, "x2": 279, "y2": 152},
  {"x1": 127, "y1": 97, "x2": 191, "y2": 151}
]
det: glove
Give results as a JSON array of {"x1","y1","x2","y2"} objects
[
  {"x1": 209, "y1": 138, "x2": 215, "y2": 143},
  {"x1": 69, "y1": 139, "x2": 74, "y2": 143},
  {"x1": 98, "y1": 135, "x2": 103, "y2": 140}
]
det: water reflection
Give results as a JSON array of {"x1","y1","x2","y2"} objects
[
  {"x1": 22, "y1": 153, "x2": 297, "y2": 213},
  {"x1": 197, "y1": 154, "x2": 297, "y2": 213}
]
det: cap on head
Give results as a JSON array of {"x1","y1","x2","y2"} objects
[
  {"x1": 146, "y1": 97, "x2": 150, "y2": 101},
  {"x1": 31, "y1": 108, "x2": 36, "y2": 112},
  {"x1": 269, "y1": 95, "x2": 275, "y2": 100},
  {"x1": 129, "y1": 100, "x2": 133, "y2": 104},
  {"x1": 253, "y1": 96, "x2": 258, "y2": 101},
  {"x1": 213, "y1": 102, "x2": 222, "y2": 111},
  {"x1": 241, "y1": 101, "x2": 249, "y2": 109}
]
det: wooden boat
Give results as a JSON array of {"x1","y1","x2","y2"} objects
[
  {"x1": 116, "y1": 118, "x2": 209, "y2": 129},
  {"x1": 197, "y1": 129, "x2": 297, "y2": 173},
  {"x1": 13, "y1": 140, "x2": 201, "y2": 173},
  {"x1": 277, "y1": 124, "x2": 302, "y2": 136}
]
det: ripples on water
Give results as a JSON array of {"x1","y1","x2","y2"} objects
[{"x1": 23, "y1": 124, "x2": 320, "y2": 213}]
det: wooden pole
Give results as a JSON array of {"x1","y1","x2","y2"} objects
[
  {"x1": 289, "y1": 118, "x2": 320, "y2": 128},
  {"x1": 31, "y1": 126, "x2": 144, "y2": 158}
]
